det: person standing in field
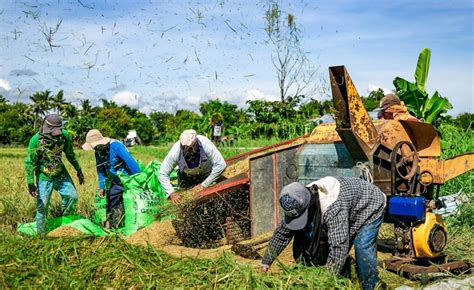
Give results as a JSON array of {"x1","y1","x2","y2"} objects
[
  {"x1": 82, "y1": 129, "x2": 141, "y2": 228},
  {"x1": 25, "y1": 114, "x2": 85, "y2": 234},
  {"x1": 210, "y1": 113, "x2": 224, "y2": 145},
  {"x1": 159, "y1": 129, "x2": 226, "y2": 204},
  {"x1": 261, "y1": 177, "x2": 386, "y2": 290}
]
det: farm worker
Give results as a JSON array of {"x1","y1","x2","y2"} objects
[
  {"x1": 261, "y1": 177, "x2": 386, "y2": 290},
  {"x1": 25, "y1": 114, "x2": 84, "y2": 234},
  {"x1": 377, "y1": 93, "x2": 419, "y2": 122},
  {"x1": 82, "y1": 129, "x2": 141, "y2": 228},
  {"x1": 159, "y1": 129, "x2": 226, "y2": 204},
  {"x1": 210, "y1": 113, "x2": 224, "y2": 144}
]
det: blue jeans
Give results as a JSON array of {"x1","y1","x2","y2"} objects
[
  {"x1": 36, "y1": 174, "x2": 78, "y2": 233},
  {"x1": 353, "y1": 212, "x2": 384, "y2": 290}
]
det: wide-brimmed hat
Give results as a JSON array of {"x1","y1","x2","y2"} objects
[
  {"x1": 42, "y1": 114, "x2": 63, "y2": 136},
  {"x1": 82, "y1": 129, "x2": 110, "y2": 150},
  {"x1": 279, "y1": 182, "x2": 311, "y2": 230}
]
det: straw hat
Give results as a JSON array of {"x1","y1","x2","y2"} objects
[{"x1": 82, "y1": 129, "x2": 111, "y2": 150}]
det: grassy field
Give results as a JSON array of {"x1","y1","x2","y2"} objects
[{"x1": 0, "y1": 132, "x2": 473, "y2": 288}]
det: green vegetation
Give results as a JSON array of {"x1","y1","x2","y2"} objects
[
  {"x1": 393, "y1": 48, "x2": 453, "y2": 125},
  {"x1": 1, "y1": 129, "x2": 473, "y2": 288}
]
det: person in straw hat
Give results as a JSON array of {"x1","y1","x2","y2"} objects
[
  {"x1": 159, "y1": 129, "x2": 226, "y2": 204},
  {"x1": 25, "y1": 114, "x2": 84, "y2": 234},
  {"x1": 82, "y1": 129, "x2": 141, "y2": 228}
]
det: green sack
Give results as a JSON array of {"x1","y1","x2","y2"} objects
[
  {"x1": 92, "y1": 191, "x2": 107, "y2": 226},
  {"x1": 119, "y1": 160, "x2": 173, "y2": 236},
  {"x1": 17, "y1": 215, "x2": 108, "y2": 236}
]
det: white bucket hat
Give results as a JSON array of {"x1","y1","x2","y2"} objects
[{"x1": 82, "y1": 129, "x2": 111, "y2": 150}]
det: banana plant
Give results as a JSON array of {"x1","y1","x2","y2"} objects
[{"x1": 393, "y1": 48, "x2": 452, "y2": 125}]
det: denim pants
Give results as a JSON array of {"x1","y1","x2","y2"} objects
[
  {"x1": 353, "y1": 212, "x2": 384, "y2": 290},
  {"x1": 36, "y1": 174, "x2": 78, "y2": 233}
]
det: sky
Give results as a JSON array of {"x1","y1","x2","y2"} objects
[{"x1": 0, "y1": 0, "x2": 472, "y2": 115}]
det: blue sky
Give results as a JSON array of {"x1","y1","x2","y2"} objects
[{"x1": 0, "y1": 0, "x2": 472, "y2": 115}]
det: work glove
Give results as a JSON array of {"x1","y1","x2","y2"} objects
[
  {"x1": 28, "y1": 184, "x2": 38, "y2": 198},
  {"x1": 77, "y1": 171, "x2": 85, "y2": 185}
]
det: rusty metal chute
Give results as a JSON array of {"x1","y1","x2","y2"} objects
[{"x1": 329, "y1": 66, "x2": 378, "y2": 161}]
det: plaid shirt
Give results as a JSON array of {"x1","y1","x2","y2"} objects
[{"x1": 261, "y1": 177, "x2": 386, "y2": 274}]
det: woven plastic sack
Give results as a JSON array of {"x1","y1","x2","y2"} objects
[
  {"x1": 17, "y1": 214, "x2": 108, "y2": 236},
  {"x1": 120, "y1": 160, "x2": 173, "y2": 236},
  {"x1": 92, "y1": 192, "x2": 107, "y2": 226}
]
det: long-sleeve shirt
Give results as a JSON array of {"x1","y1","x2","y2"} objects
[
  {"x1": 25, "y1": 129, "x2": 81, "y2": 184},
  {"x1": 261, "y1": 177, "x2": 386, "y2": 275},
  {"x1": 159, "y1": 135, "x2": 226, "y2": 197},
  {"x1": 96, "y1": 140, "x2": 141, "y2": 190}
]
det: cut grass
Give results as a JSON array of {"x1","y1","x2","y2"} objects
[
  {"x1": 0, "y1": 229, "x2": 351, "y2": 289},
  {"x1": 0, "y1": 130, "x2": 473, "y2": 288}
]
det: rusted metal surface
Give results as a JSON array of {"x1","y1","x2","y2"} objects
[
  {"x1": 248, "y1": 146, "x2": 299, "y2": 237},
  {"x1": 196, "y1": 173, "x2": 250, "y2": 200},
  {"x1": 418, "y1": 152, "x2": 474, "y2": 185},
  {"x1": 376, "y1": 120, "x2": 441, "y2": 157},
  {"x1": 249, "y1": 153, "x2": 276, "y2": 237},
  {"x1": 442, "y1": 152, "x2": 474, "y2": 182},
  {"x1": 399, "y1": 121, "x2": 441, "y2": 157},
  {"x1": 383, "y1": 257, "x2": 471, "y2": 276},
  {"x1": 418, "y1": 158, "x2": 445, "y2": 184},
  {"x1": 225, "y1": 134, "x2": 308, "y2": 164},
  {"x1": 307, "y1": 123, "x2": 342, "y2": 143},
  {"x1": 329, "y1": 66, "x2": 378, "y2": 160}
]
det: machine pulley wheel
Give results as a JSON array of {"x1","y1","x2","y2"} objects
[{"x1": 391, "y1": 141, "x2": 419, "y2": 180}]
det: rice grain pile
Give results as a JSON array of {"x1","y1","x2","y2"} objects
[{"x1": 47, "y1": 226, "x2": 84, "y2": 238}]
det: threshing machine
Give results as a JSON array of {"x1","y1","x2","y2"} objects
[{"x1": 187, "y1": 66, "x2": 473, "y2": 278}]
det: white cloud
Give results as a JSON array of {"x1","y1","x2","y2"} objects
[
  {"x1": 112, "y1": 91, "x2": 140, "y2": 107},
  {"x1": 367, "y1": 84, "x2": 393, "y2": 95},
  {"x1": 245, "y1": 89, "x2": 279, "y2": 102},
  {"x1": 0, "y1": 79, "x2": 12, "y2": 91},
  {"x1": 183, "y1": 95, "x2": 202, "y2": 105}
]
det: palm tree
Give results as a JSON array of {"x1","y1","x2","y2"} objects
[
  {"x1": 29, "y1": 90, "x2": 53, "y2": 129},
  {"x1": 51, "y1": 90, "x2": 69, "y2": 114},
  {"x1": 80, "y1": 99, "x2": 93, "y2": 115}
]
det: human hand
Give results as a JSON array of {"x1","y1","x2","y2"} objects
[
  {"x1": 170, "y1": 192, "x2": 182, "y2": 204},
  {"x1": 192, "y1": 184, "x2": 205, "y2": 199},
  {"x1": 98, "y1": 189, "x2": 105, "y2": 198},
  {"x1": 77, "y1": 171, "x2": 85, "y2": 185},
  {"x1": 28, "y1": 184, "x2": 38, "y2": 198},
  {"x1": 260, "y1": 264, "x2": 269, "y2": 273}
]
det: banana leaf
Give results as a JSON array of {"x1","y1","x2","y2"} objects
[
  {"x1": 393, "y1": 77, "x2": 418, "y2": 94},
  {"x1": 414, "y1": 48, "x2": 431, "y2": 92},
  {"x1": 423, "y1": 91, "x2": 453, "y2": 124},
  {"x1": 398, "y1": 89, "x2": 427, "y2": 117}
]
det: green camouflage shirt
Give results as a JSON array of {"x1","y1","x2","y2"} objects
[{"x1": 25, "y1": 129, "x2": 81, "y2": 184}]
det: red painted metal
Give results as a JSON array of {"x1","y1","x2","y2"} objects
[
  {"x1": 196, "y1": 175, "x2": 250, "y2": 199},
  {"x1": 272, "y1": 153, "x2": 279, "y2": 227}
]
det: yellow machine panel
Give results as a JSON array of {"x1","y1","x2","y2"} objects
[{"x1": 412, "y1": 212, "x2": 447, "y2": 258}]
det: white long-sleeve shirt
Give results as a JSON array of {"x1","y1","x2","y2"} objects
[{"x1": 158, "y1": 135, "x2": 226, "y2": 197}]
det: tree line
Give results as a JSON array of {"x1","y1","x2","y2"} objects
[{"x1": 0, "y1": 89, "x2": 471, "y2": 147}]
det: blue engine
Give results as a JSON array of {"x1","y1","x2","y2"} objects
[{"x1": 388, "y1": 196, "x2": 426, "y2": 223}]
